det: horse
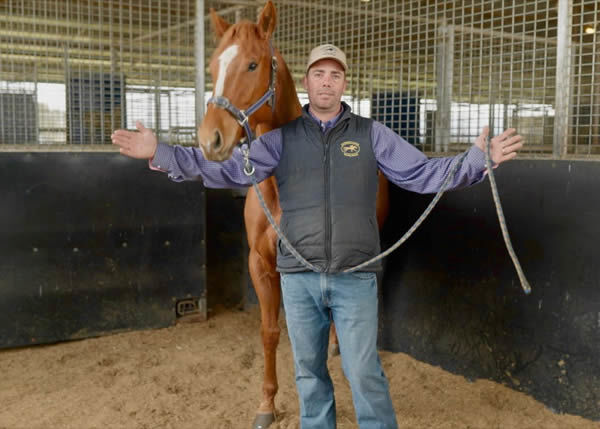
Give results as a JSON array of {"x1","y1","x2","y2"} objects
[{"x1": 198, "y1": 3, "x2": 389, "y2": 427}]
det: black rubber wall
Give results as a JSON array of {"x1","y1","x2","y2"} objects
[
  {"x1": 3, "y1": 153, "x2": 597, "y2": 420},
  {"x1": 0, "y1": 152, "x2": 206, "y2": 349},
  {"x1": 379, "y1": 159, "x2": 599, "y2": 420},
  {"x1": 209, "y1": 158, "x2": 600, "y2": 420}
]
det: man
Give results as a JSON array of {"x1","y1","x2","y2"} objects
[{"x1": 112, "y1": 44, "x2": 523, "y2": 428}]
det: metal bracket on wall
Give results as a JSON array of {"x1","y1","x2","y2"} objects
[{"x1": 176, "y1": 297, "x2": 207, "y2": 323}]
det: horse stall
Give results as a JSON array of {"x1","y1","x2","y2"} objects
[
  {"x1": 0, "y1": 149, "x2": 207, "y2": 349},
  {"x1": 0, "y1": 0, "x2": 207, "y2": 349},
  {"x1": 1, "y1": 0, "x2": 599, "y2": 427}
]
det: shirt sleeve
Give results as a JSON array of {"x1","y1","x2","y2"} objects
[
  {"x1": 149, "y1": 128, "x2": 282, "y2": 188},
  {"x1": 371, "y1": 121, "x2": 487, "y2": 194}
]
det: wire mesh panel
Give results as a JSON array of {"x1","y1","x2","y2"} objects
[
  {"x1": 571, "y1": 0, "x2": 600, "y2": 155},
  {"x1": 450, "y1": 1, "x2": 560, "y2": 155},
  {"x1": 204, "y1": 0, "x2": 598, "y2": 159},
  {"x1": 0, "y1": 0, "x2": 598, "y2": 156},
  {"x1": 0, "y1": 83, "x2": 38, "y2": 144},
  {"x1": 273, "y1": 0, "x2": 563, "y2": 156},
  {"x1": 0, "y1": 0, "x2": 196, "y2": 146}
]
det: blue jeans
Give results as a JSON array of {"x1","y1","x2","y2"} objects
[{"x1": 281, "y1": 271, "x2": 398, "y2": 429}]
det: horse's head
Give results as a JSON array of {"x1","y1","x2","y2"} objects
[{"x1": 198, "y1": 1, "x2": 277, "y2": 161}]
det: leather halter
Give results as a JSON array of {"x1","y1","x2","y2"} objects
[{"x1": 207, "y1": 41, "x2": 278, "y2": 144}]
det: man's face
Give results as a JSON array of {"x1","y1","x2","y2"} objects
[{"x1": 303, "y1": 59, "x2": 347, "y2": 113}]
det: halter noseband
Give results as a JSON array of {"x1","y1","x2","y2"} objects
[{"x1": 207, "y1": 41, "x2": 278, "y2": 144}]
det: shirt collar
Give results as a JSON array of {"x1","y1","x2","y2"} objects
[{"x1": 307, "y1": 104, "x2": 344, "y2": 132}]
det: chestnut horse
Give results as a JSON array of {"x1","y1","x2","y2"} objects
[{"x1": 198, "y1": 3, "x2": 388, "y2": 427}]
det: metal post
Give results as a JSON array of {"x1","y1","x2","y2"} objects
[
  {"x1": 34, "y1": 64, "x2": 39, "y2": 144},
  {"x1": 195, "y1": 0, "x2": 206, "y2": 126},
  {"x1": 154, "y1": 77, "x2": 161, "y2": 138},
  {"x1": 195, "y1": 0, "x2": 208, "y2": 321},
  {"x1": 593, "y1": 80, "x2": 600, "y2": 149},
  {"x1": 553, "y1": 0, "x2": 572, "y2": 158},
  {"x1": 435, "y1": 23, "x2": 454, "y2": 152},
  {"x1": 592, "y1": 32, "x2": 600, "y2": 149}
]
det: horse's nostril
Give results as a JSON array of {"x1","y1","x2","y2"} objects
[{"x1": 213, "y1": 131, "x2": 222, "y2": 150}]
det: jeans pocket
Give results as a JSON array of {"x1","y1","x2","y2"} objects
[{"x1": 347, "y1": 271, "x2": 376, "y2": 281}]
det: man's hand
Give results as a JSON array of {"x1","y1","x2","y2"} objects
[
  {"x1": 474, "y1": 126, "x2": 524, "y2": 167},
  {"x1": 111, "y1": 121, "x2": 158, "y2": 160}
]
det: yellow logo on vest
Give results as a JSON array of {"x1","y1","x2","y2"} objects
[{"x1": 340, "y1": 141, "x2": 360, "y2": 157}]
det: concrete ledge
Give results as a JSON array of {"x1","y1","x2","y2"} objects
[{"x1": 0, "y1": 144, "x2": 119, "y2": 152}]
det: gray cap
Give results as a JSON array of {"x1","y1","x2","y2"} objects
[{"x1": 306, "y1": 44, "x2": 348, "y2": 73}]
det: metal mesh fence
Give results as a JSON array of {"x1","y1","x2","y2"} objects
[
  {"x1": 0, "y1": 0, "x2": 196, "y2": 146},
  {"x1": 0, "y1": 0, "x2": 598, "y2": 158},
  {"x1": 273, "y1": 0, "x2": 599, "y2": 158},
  {"x1": 571, "y1": 0, "x2": 600, "y2": 155}
]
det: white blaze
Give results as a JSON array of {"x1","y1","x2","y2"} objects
[{"x1": 214, "y1": 45, "x2": 239, "y2": 97}]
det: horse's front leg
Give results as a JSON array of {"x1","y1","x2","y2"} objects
[
  {"x1": 248, "y1": 238, "x2": 281, "y2": 428},
  {"x1": 245, "y1": 174, "x2": 281, "y2": 429}
]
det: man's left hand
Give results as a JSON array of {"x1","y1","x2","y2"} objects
[{"x1": 474, "y1": 126, "x2": 524, "y2": 167}]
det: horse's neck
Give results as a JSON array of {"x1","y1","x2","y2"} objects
[{"x1": 272, "y1": 53, "x2": 302, "y2": 128}]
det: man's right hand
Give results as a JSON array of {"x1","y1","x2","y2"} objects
[{"x1": 111, "y1": 121, "x2": 158, "y2": 160}]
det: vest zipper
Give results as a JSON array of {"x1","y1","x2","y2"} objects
[
  {"x1": 322, "y1": 121, "x2": 345, "y2": 272},
  {"x1": 322, "y1": 133, "x2": 331, "y2": 272},
  {"x1": 310, "y1": 112, "x2": 348, "y2": 272}
]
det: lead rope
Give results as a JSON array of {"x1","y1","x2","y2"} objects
[
  {"x1": 342, "y1": 150, "x2": 468, "y2": 273},
  {"x1": 484, "y1": 137, "x2": 532, "y2": 294},
  {"x1": 241, "y1": 143, "x2": 321, "y2": 273},
  {"x1": 242, "y1": 138, "x2": 531, "y2": 295}
]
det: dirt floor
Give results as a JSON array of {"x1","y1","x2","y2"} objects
[{"x1": 1, "y1": 308, "x2": 599, "y2": 429}]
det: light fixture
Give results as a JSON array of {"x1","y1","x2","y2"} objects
[
  {"x1": 584, "y1": 26, "x2": 596, "y2": 35},
  {"x1": 360, "y1": 0, "x2": 371, "y2": 3}
]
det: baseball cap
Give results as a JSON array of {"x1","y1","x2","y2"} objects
[{"x1": 306, "y1": 44, "x2": 348, "y2": 73}]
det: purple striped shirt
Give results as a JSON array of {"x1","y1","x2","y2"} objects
[{"x1": 150, "y1": 107, "x2": 487, "y2": 193}]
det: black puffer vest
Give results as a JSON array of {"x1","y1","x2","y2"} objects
[{"x1": 274, "y1": 103, "x2": 381, "y2": 272}]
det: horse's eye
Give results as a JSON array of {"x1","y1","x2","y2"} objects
[{"x1": 248, "y1": 62, "x2": 258, "y2": 71}]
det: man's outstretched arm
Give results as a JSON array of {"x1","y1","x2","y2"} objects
[
  {"x1": 372, "y1": 123, "x2": 524, "y2": 194},
  {"x1": 111, "y1": 122, "x2": 282, "y2": 188}
]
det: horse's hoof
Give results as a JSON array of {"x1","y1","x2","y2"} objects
[
  {"x1": 252, "y1": 412, "x2": 276, "y2": 429},
  {"x1": 328, "y1": 343, "x2": 340, "y2": 358}
]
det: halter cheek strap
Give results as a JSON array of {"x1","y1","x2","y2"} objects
[{"x1": 207, "y1": 41, "x2": 278, "y2": 144}]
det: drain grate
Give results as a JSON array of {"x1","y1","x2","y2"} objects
[{"x1": 176, "y1": 298, "x2": 200, "y2": 317}]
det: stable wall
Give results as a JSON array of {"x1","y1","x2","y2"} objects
[
  {"x1": 379, "y1": 159, "x2": 600, "y2": 420},
  {"x1": 219, "y1": 158, "x2": 600, "y2": 420},
  {"x1": 192, "y1": 157, "x2": 600, "y2": 420},
  {"x1": 0, "y1": 152, "x2": 207, "y2": 349}
]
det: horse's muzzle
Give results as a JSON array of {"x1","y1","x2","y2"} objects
[{"x1": 198, "y1": 129, "x2": 233, "y2": 162}]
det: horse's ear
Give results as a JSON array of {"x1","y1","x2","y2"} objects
[
  {"x1": 210, "y1": 8, "x2": 231, "y2": 39},
  {"x1": 257, "y1": 1, "x2": 276, "y2": 40}
]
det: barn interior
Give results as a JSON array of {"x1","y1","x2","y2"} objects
[{"x1": 0, "y1": 0, "x2": 599, "y2": 421}]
